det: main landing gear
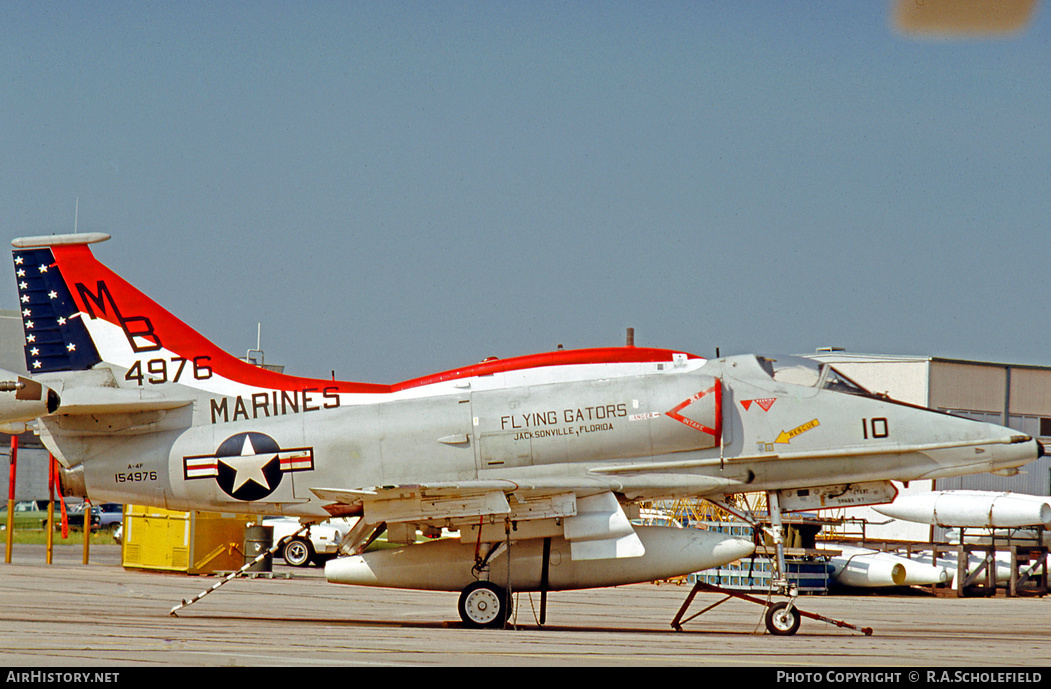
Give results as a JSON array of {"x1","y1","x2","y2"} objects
[
  {"x1": 458, "y1": 520, "x2": 530, "y2": 629},
  {"x1": 458, "y1": 580, "x2": 513, "y2": 629}
]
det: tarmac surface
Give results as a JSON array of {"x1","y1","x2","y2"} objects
[{"x1": 2, "y1": 544, "x2": 1050, "y2": 668}]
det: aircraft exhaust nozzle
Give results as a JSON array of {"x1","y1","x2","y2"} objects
[
  {"x1": 833, "y1": 557, "x2": 906, "y2": 588},
  {"x1": 58, "y1": 464, "x2": 88, "y2": 499},
  {"x1": 0, "y1": 369, "x2": 60, "y2": 427},
  {"x1": 828, "y1": 546, "x2": 951, "y2": 587}
]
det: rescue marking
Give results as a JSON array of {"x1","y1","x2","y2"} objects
[{"x1": 774, "y1": 419, "x2": 820, "y2": 444}]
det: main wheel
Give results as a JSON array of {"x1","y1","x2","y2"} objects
[
  {"x1": 765, "y1": 601, "x2": 801, "y2": 636},
  {"x1": 281, "y1": 537, "x2": 315, "y2": 567},
  {"x1": 458, "y1": 581, "x2": 511, "y2": 629}
]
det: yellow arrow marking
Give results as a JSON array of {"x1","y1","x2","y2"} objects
[{"x1": 774, "y1": 419, "x2": 820, "y2": 444}]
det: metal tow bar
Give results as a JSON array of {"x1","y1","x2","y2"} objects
[
  {"x1": 169, "y1": 522, "x2": 311, "y2": 617},
  {"x1": 670, "y1": 581, "x2": 874, "y2": 636}
]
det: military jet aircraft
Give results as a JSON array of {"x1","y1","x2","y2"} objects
[{"x1": 1, "y1": 233, "x2": 1042, "y2": 633}]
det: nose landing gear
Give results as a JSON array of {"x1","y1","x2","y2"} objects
[{"x1": 669, "y1": 492, "x2": 873, "y2": 637}]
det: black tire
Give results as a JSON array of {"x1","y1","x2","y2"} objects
[
  {"x1": 458, "y1": 581, "x2": 511, "y2": 629},
  {"x1": 281, "y1": 537, "x2": 315, "y2": 567},
  {"x1": 765, "y1": 601, "x2": 801, "y2": 636},
  {"x1": 312, "y1": 552, "x2": 336, "y2": 565}
]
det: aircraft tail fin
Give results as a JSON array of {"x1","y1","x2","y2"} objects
[
  {"x1": 11, "y1": 233, "x2": 382, "y2": 397},
  {"x1": 12, "y1": 234, "x2": 107, "y2": 374}
]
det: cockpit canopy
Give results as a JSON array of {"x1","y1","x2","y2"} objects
[{"x1": 755, "y1": 355, "x2": 872, "y2": 396}]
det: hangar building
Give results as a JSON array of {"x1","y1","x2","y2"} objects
[{"x1": 809, "y1": 350, "x2": 1051, "y2": 542}]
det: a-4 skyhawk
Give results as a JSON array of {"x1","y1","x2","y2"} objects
[{"x1": 1, "y1": 233, "x2": 1042, "y2": 634}]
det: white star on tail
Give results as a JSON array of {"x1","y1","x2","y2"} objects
[{"x1": 218, "y1": 435, "x2": 277, "y2": 494}]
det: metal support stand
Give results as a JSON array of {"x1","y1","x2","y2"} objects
[
  {"x1": 1009, "y1": 545, "x2": 1050, "y2": 597},
  {"x1": 952, "y1": 531, "x2": 1049, "y2": 598},
  {"x1": 671, "y1": 581, "x2": 873, "y2": 636},
  {"x1": 686, "y1": 493, "x2": 874, "y2": 635}
]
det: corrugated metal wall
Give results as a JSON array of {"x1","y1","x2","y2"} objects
[
  {"x1": 930, "y1": 360, "x2": 1051, "y2": 497},
  {"x1": 0, "y1": 434, "x2": 52, "y2": 502},
  {"x1": 929, "y1": 361, "x2": 1007, "y2": 417}
]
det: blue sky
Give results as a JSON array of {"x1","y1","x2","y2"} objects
[{"x1": 2, "y1": 2, "x2": 1049, "y2": 382}]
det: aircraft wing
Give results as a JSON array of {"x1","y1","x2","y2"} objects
[
  {"x1": 312, "y1": 473, "x2": 743, "y2": 515},
  {"x1": 311, "y1": 473, "x2": 745, "y2": 558}
]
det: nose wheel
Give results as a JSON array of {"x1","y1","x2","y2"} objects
[
  {"x1": 765, "y1": 601, "x2": 801, "y2": 636},
  {"x1": 458, "y1": 581, "x2": 512, "y2": 629}
]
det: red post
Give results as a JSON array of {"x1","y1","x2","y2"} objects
[
  {"x1": 55, "y1": 456, "x2": 68, "y2": 540},
  {"x1": 46, "y1": 453, "x2": 54, "y2": 563},
  {"x1": 4, "y1": 435, "x2": 16, "y2": 563},
  {"x1": 6, "y1": 436, "x2": 15, "y2": 500}
]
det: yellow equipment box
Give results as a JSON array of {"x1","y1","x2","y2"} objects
[{"x1": 122, "y1": 506, "x2": 253, "y2": 574}]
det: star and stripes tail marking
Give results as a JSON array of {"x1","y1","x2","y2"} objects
[{"x1": 12, "y1": 248, "x2": 101, "y2": 373}]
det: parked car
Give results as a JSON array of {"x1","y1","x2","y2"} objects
[
  {"x1": 262, "y1": 517, "x2": 357, "y2": 567},
  {"x1": 0, "y1": 500, "x2": 100, "y2": 530},
  {"x1": 95, "y1": 503, "x2": 124, "y2": 530},
  {"x1": 0, "y1": 501, "x2": 49, "y2": 530},
  {"x1": 67, "y1": 502, "x2": 103, "y2": 530}
]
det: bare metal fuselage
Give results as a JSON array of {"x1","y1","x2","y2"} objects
[{"x1": 44, "y1": 354, "x2": 1038, "y2": 520}]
